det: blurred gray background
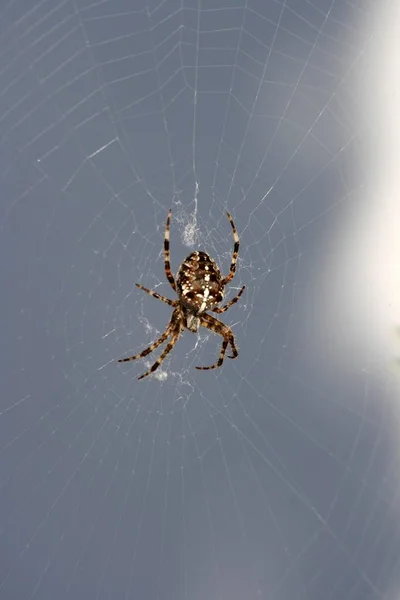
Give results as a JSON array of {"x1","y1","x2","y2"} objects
[{"x1": 1, "y1": 0, "x2": 400, "y2": 599}]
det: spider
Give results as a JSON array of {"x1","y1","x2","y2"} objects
[{"x1": 117, "y1": 210, "x2": 245, "y2": 380}]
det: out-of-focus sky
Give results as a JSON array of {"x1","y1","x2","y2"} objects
[{"x1": 0, "y1": 1, "x2": 399, "y2": 599}]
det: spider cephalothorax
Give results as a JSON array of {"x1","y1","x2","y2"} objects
[{"x1": 117, "y1": 210, "x2": 244, "y2": 380}]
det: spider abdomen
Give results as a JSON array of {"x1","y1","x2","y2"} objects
[{"x1": 177, "y1": 251, "x2": 224, "y2": 313}]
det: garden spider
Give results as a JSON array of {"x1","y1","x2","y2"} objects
[{"x1": 118, "y1": 210, "x2": 245, "y2": 379}]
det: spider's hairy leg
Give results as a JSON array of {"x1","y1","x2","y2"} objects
[
  {"x1": 164, "y1": 209, "x2": 176, "y2": 291},
  {"x1": 212, "y1": 286, "x2": 245, "y2": 314},
  {"x1": 138, "y1": 322, "x2": 182, "y2": 380},
  {"x1": 195, "y1": 313, "x2": 239, "y2": 371},
  {"x1": 117, "y1": 308, "x2": 179, "y2": 364},
  {"x1": 135, "y1": 283, "x2": 177, "y2": 307},
  {"x1": 222, "y1": 212, "x2": 240, "y2": 286}
]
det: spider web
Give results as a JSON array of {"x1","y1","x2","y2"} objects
[{"x1": 1, "y1": 0, "x2": 400, "y2": 599}]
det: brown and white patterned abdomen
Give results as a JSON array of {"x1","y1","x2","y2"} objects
[{"x1": 176, "y1": 251, "x2": 224, "y2": 313}]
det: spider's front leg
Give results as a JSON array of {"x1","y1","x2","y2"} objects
[
  {"x1": 195, "y1": 313, "x2": 238, "y2": 371},
  {"x1": 137, "y1": 325, "x2": 182, "y2": 380},
  {"x1": 117, "y1": 308, "x2": 179, "y2": 365}
]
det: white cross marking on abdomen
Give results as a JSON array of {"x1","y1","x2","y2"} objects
[{"x1": 199, "y1": 287, "x2": 210, "y2": 312}]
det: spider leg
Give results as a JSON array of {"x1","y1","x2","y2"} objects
[
  {"x1": 117, "y1": 308, "x2": 179, "y2": 364},
  {"x1": 195, "y1": 313, "x2": 238, "y2": 371},
  {"x1": 164, "y1": 209, "x2": 176, "y2": 291},
  {"x1": 137, "y1": 322, "x2": 182, "y2": 380},
  {"x1": 222, "y1": 212, "x2": 240, "y2": 286},
  {"x1": 135, "y1": 283, "x2": 177, "y2": 307},
  {"x1": 212, "y1": 286, "x2": 245, "y2": 314}
]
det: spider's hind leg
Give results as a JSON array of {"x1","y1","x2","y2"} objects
[
  {"x1": 164, "y1": 209, "x2": 177, "y2": 291},
  {"x1": 222, "y1": 212, "x2": 240, "y2": 286}
]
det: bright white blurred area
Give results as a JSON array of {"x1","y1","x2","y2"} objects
[{"x1": 316, "y1": 1, "x2": 400, "y2": 399}]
